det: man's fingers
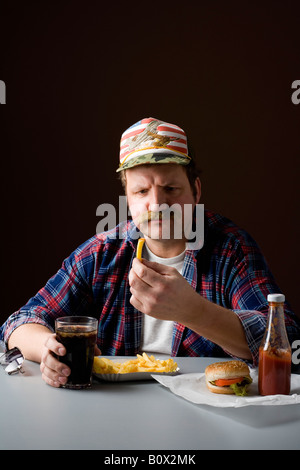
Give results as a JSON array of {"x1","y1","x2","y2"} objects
[
  {"x1": 133, "y1": 257, "x2": 171, "y2": 275},
  {"x1": 139, "y1": 257, "x2": 171, "y2": 274},
  {"x1": 40, "y1": 362, "x2": 69, "y2": 387},
  {"x1": 40, "y1": 333, "x2": 71, "y2": 387},
  {"x1": 130, "y1": 258, "x2": 174, "y2": 288},
  {"x1": 129, "y1": 293, "x2": 144, "y2": 312},
  {"x1": 44, "y1": 333, "x2": 66, "y2": 356}
]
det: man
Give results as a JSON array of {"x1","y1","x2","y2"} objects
[{"x1": 1, "y1": 117, "x2": 299, "y2": 387}]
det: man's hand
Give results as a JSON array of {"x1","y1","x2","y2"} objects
[
  {"x1": 40, "y1": 334, "x2": 70, "y2": 388},
  {"x1": 129, "y1": 257, "x2": 198, "y2": 323},
  {"x1": 129, "y1": 257, "x2": 252, "y2": 360},
  {"x1": 40, "y1": 335, "x2": 101, "y2": 388},
  {"x1": 8, "y1": 323, "x2": 102, "y2": 387}
]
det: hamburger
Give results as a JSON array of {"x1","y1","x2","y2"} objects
[{"x1": 205, "y1": 360, "x2": 252, "y2": 396}]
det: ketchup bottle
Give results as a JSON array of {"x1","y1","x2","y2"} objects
[{"x1": 258, "y1": 293, "x2": 291, "y2": 396}]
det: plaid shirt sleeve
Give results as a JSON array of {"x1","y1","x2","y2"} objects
[
  {"x1": 229, "y1": 240, "x2": 299, "y2": 366},
  {"x1": 197, "y1": 211, "x2": 300, "y2": 366},
  {"x1": 1, "y1": 222, "x2": 138, "y2": 355},
  {"x1": 1, "y1": 236, "x2": 100, "y2": 346}
]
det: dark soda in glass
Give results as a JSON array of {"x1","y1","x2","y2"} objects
[{"x1": 55, "y1": 317, "x2": 98, "y2": 389}]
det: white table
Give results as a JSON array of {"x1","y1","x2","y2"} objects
[{"x1": 1, "y1": 357, "x2": 299, "y2": 450}]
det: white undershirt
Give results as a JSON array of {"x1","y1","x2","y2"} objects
[{"x1": 140, "y1": 243, "x2": 185, "y2": 356}]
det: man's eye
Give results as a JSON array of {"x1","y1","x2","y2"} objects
[
  {"x1": 137, "y1": 189, "x2": 148, "y2": 195},
  {"x1": 165, "y1": 186, "x2": 177, "y2": 192}
]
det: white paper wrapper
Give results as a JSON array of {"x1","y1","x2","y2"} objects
[{"x1": 152, "y1": 369, "x2": 300, "y2": 408}]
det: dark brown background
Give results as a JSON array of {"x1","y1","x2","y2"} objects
[{"x1": 0, "y1": 1, "x2": 299, "y2": 325}]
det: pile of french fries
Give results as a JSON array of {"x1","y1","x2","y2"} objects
[{"x1": 93, "y1": 352, "x2": 178, "y2": 374}]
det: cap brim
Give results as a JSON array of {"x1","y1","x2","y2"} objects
[{"x1": 116, "y1": 152, "x2": 191, "y2": 172}]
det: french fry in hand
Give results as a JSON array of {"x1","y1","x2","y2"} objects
[
  {"x1": 136, "y1": 238, "x2": 145, "y2": 260},
  {"x1": 93, "y1": 352, "x2": 178, "y2": 374}
]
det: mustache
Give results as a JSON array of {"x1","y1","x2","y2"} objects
[{"x1": 136, "y1": 209, "x2": 181, "y2": 225}]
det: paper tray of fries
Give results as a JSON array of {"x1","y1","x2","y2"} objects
[{"x1": 93, "y1": 353, "x2": 180, "y2": 382}]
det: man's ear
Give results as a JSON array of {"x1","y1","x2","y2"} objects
[{"x1": 195, "y1": 177, "x2": 201, "y2": 204}]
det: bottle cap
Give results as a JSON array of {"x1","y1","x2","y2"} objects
[{"x1": 267, "y1": 293, "x2": 285, "y2": 303}]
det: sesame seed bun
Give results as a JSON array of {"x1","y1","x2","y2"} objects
[{"x1": 205, "y1": 360, "x2": 251, "y2": 395}]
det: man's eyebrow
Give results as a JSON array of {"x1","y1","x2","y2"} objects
[
  {"x1": 130, "y1": 179, "x2": 181, "y2": 191},
  {"x1": 160, "y1": 180, "x2": 181, "y2": 187},
  {"x1": 131, "y1": 183, "x2": 148, "y2": 191}
]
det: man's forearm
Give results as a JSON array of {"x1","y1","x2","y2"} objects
[
  {"x1": 184, "y1": 294, "x2": 253, "y2": 360},
  {"x1": 8, "y1": 324, "x2": 54, "y2": 363}
]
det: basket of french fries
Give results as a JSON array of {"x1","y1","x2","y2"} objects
[{"x1": 93, "y1": 352, "x2": 179, "y2": 382}]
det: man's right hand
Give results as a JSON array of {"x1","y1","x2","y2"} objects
[{"x1": 40, "y1": 334, "x2": 71, "y2": 388}]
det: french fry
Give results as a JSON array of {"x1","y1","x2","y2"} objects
[
  {"x1": 93, "y1": 353, "x2": 178, "y2": 374},
  {"x1": 93, "y1": 357, "x2": 121, "y2": 374},
  {"x1": 136, "y1": 238, "x2": 145, "y2": 260}
]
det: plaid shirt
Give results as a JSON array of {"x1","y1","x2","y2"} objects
[{"x1": 1, "y1": 210, "x2": 299, "y2": 365}]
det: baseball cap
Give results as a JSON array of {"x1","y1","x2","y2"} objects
[{"x1": 116, "y1": 117, "x2": 191, "y2": 172}]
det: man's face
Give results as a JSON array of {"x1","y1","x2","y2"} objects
[{"x1": 125, "y1": 164, "x2": 201, "y2": 242}]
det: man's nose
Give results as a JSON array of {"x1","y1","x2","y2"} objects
[{"x1": 148, "y1": 188, "x2": 168, "y2": 211}]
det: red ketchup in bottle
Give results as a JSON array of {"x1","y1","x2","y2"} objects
[{"x1": 258, "y1": 293, "x2": 291, "y2": 396}]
